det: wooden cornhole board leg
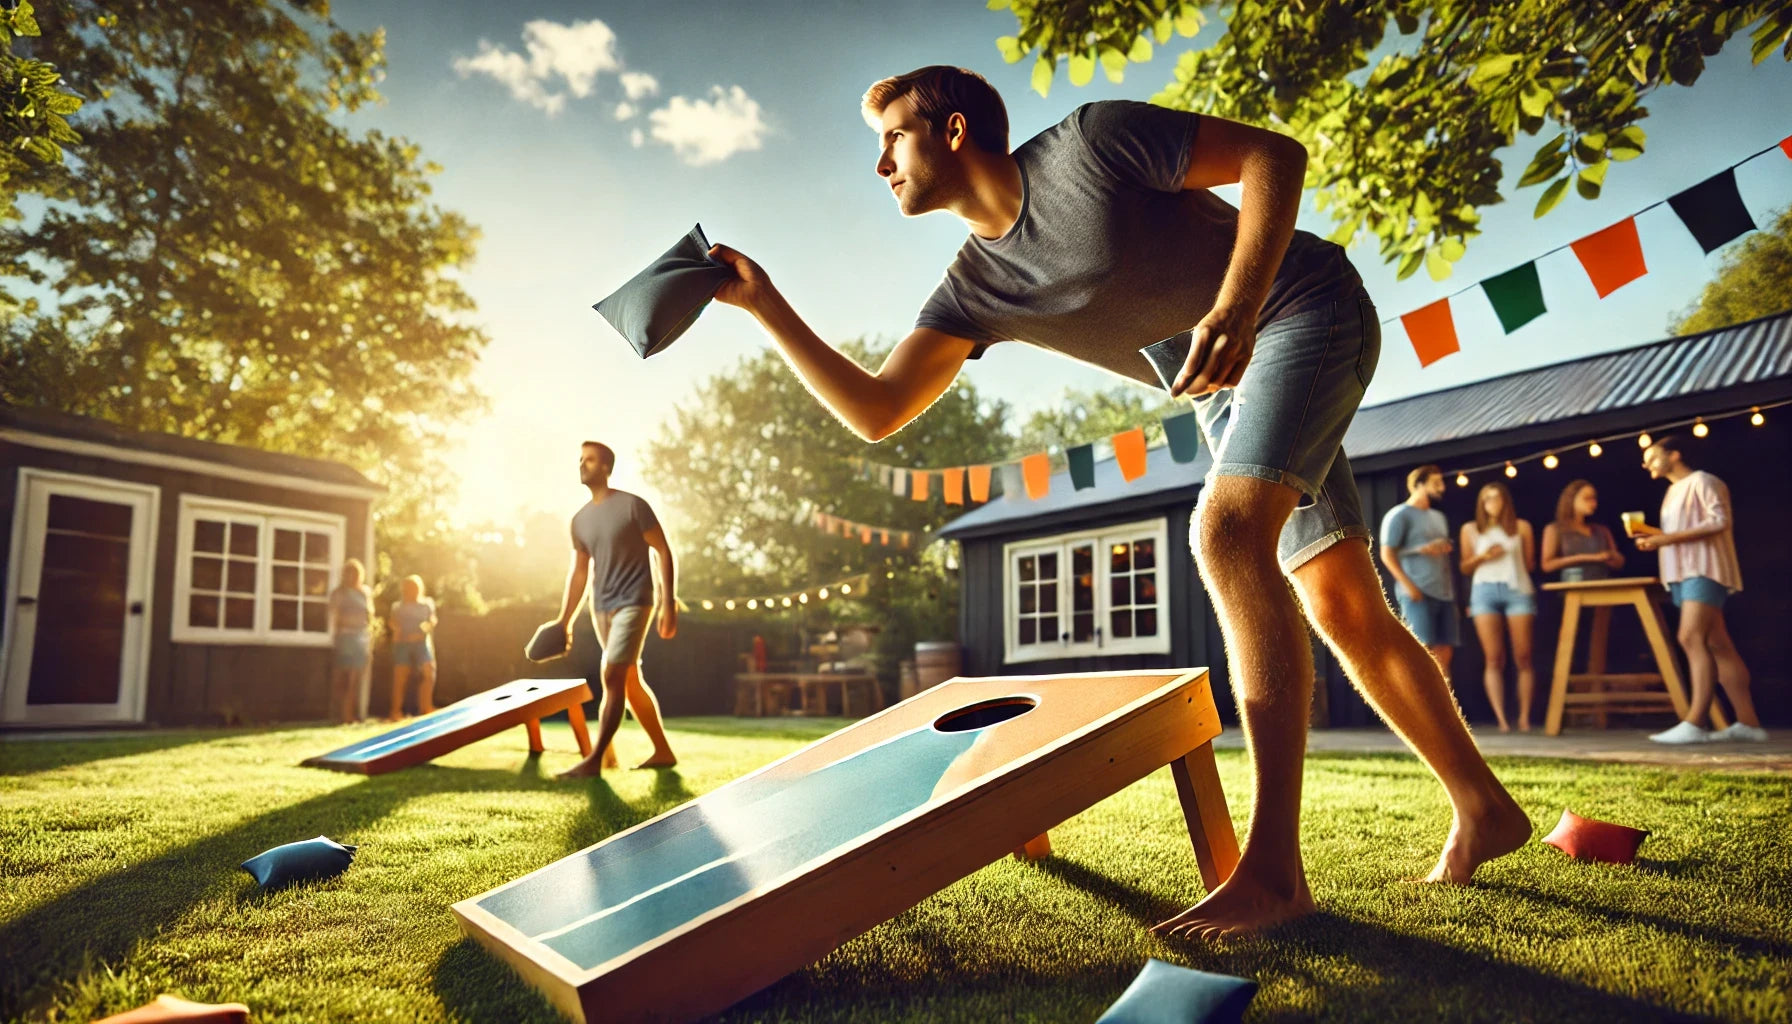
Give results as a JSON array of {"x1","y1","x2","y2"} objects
[{"x1": 1171, "y1": 741, "x2": 1240, "y2": 891}]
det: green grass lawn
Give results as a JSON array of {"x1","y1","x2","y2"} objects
[{"x1": 3, "y1": 717, "x2": 1788, "y2": 1023}]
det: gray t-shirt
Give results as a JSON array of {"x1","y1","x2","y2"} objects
[
  {"x1": 571, "y1": 490, "x2": 661, "y2": 613},
  {"x1": 916, "y1": 100, "x2": 1357, "y2": 388},
  {"x1": 1379, "y1": 504, "x2": 1454, "y2": 601}
]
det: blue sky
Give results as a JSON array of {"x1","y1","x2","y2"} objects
[{"x1": 329, "y1": 1, "x2": 1792, "y2": 526}]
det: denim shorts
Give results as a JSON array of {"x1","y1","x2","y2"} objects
[
  {"x1": 1192, "y1": 290, "x2": 1382, "y2": 571},
  {"x1": 1469, "y1": 581, "x2": 1538, "y2": 617},
  {"x1": 333, "y1": 631, "x2": 370, "y2": 670},
  {"x1": 1395, "y1": 591, "x2": 1460, "y2": 647},
  {"x1": 1668, "y1": 576, "x2": 1732, "y2": 609},
  {"x1": 392, "y1": 638, "x2": 434, "y2": 668}
]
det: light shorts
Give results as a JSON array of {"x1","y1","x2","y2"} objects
[
  {"x1": 333, "y1": 631, "x2": 370, "y2": 670},
  {"x1": 1469, "y1": 581, "x2": 1538, "y2": 617},
  {"x1": 1668, "y1": 576, "x2": 1732, "y2": 609},
  {"x1": 392, "y1": 638, "x2": 434, "y2": 668},
  {"x1": 1191, "y1": 290, "x2": 1382, "y2": 572},
  {"x1": 1395, "y1": 591, "x2": 1460, "y2": 647},
  {"x1": 592, "y1": 604, "x2": 654, "y2": 673}
]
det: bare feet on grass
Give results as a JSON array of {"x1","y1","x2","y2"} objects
[
  {"x1": 1151, "y1": 863, "x2": 1316, "y2": 941},
  {"x1": 634, "y1": 754, "x2": 678, "y2": 769},
  {"x1": 1418, "y1": 795, "x2": 1532, "y2": 884}
]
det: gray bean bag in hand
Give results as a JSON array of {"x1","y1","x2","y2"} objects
[{"x1": 592, "y1": 223, "x2": 734, "y2": 358}]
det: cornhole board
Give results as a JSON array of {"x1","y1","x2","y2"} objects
[
  {"x1": 302, "y1": 677, "x2": 594, "y2": 775},
  {"x1": 453, "y1": 668, "x2": 1237, "y2": 1023}
]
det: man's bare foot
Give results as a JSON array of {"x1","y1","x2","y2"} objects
[
  {"x1": 601, "y1": 748, "x2": 620, "y2": 770},
  {"x1": 1150, "y1": 865, "x2": 1315, "y2": 941},
  {"x1": 557, "y1": 758, "x2": 605, "y2": 779},
  {"x1": 634, "y1": 754, "x2": 678, "y2": 769},
  {"x1": 1419, "y1": 796, "x2": 1532, "y2": 884}
]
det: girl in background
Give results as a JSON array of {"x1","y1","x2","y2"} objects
[
  {"x1": 1541, "y1": 479, "x2": 1625, "y2": 582},
  {"x1": 326, "y1": 559, "x2": 371, "y2": 723},
  {"x1": 387, "y1": 574, "x2": 438, "y2": 720},
  {"x1": 1460, "y1": 483, "x2": 1537, "y2": 732}
]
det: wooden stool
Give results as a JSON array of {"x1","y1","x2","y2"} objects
[{"x1": 1542, "y1": 577, "x2": 1728, "y2": 735}]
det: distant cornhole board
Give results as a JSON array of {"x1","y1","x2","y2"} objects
[
  {"x1": 453, "y1": 669, "x2": 1238, "y2": 1024},
  {"x1": 302, "y1": 677, "x2": 595, "y2": 775}
]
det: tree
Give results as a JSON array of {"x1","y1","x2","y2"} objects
[
  {"x1": 1671, "y1": 205, "x2": 1792, "y2": 334},
  {"x1": 1011, "y1": 384, "x2": 1183, "y2": 458},
  {"x1": 1, "y1": 0, "x2": 84, "y2": 221},
  {"x1": 992, "y1": 1, "x2": 1792, "y2": 280},
  {"x1": 0, "y1": 1, "x2": 490, "y2": 600}
]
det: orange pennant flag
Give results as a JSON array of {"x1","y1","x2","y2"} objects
[
  {"x1": 880, "y1": 529, "x2": 890, "y2": 546},
  {"x1": 940, "y1": 467, "x2": 965, "y2": 505},
  {"x1": 1400, "y1": 298, "x2": 1460, "y2": 368},
  {"x1": 900, "y1": 531, "x2": 911, "y2": 548},
  {"x1": 1111, "y1": 428, "x2": 1148, "y2": 483},
  {"x1": 1570, "y1": 217, "x2": 1647, "y2": 298},
  {"x1": 1780, "y1": 135, "x2": 1792, "y2": 160},
  {"x1": 968, "y1": 465, "x2": 993, "y2": 503},
  {"x1": 1021, "y1": 452, "x2": 1052, "y2": 500},
  {"x1": 910, "y1": 470, "x2": 930, "y2": 501},
  {"x1": 859, "y1": 526, "x2": 871, "y2": 544}
]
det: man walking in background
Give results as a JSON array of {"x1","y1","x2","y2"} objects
[{"x1": 1380, "y1": 465, "x2": 1459, "y2": 682}]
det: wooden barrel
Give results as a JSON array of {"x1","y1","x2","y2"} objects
[{"x1": 914, "y1": 642, "x2": 962, "y2": 692}]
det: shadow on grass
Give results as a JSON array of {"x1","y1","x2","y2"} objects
[
  {"x1": 1481, "y1": 879, "x2": 1792, "y2": 960},
  {"x1": 0, "y1": 729, "x2": 249, "y2": 775},
  {"x1": 432, "y1": 936, "x2": 565, "y2": 1024}
]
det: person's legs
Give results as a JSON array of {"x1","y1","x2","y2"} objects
[
  {"x1": 1290, "y1": 539, "x2": 1530, "y2": 883},
  {"x1": 1706, "y1": 611, "x2": 1760, "y2": 728},
  {"x1": 388, "y1": 662, "x2": 411, "y2": 721},
  {"x1": 1508, "y1": 612, "x2": 1536, "y2": 731},
  {"x1": 561, "y1": 660, "x2": 630, "y2": 779},
  {"x1": 624, "y1": 663, "x2": 678, "y2": 768},
  {"x1": 1153, "y1": 475, "x2": 1315, "y2": 939},
  {"x1": 1471, "y1": 611, "x2": 1509, "y2": 732},
  {"x1": 330, "y1": 668, "x2": 353, "y2": 723},
  {"x1": 561, "y1": 607, "x2": 648, "y2": 778},
  {"x1": 1675, "y1": 599, "x2": 1720, "y2": 725}
]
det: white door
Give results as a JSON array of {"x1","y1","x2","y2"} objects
[{"x1": 3, "y1": 471, "x2": 158, "y2": 724}]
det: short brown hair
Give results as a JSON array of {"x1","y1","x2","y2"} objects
[
  {"x1": 1649, "y1": 434, "x2": 1694, "y2": 469},
  {"x1": 862, "y1": 66, "x2": 1009, "y2": 154},
  {"x1": 583, "y1": 441, "x2": 615, "y2": 472},
  {"x1": 1407, "y1": 464, "x2": 1443, "y2": 494}
]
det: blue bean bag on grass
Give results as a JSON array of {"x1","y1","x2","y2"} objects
[
  {"x1": 1096, "y1": 959, "x2": 1259, "y2": 1024},
  {"x1": 241, "y1": 835, "x2": 357, "y2": 890}
]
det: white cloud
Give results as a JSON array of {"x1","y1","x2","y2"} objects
[
  {"x1": 647, "y1": 86, "x2": 768, "y2": 166},
  {"x1": 452, "y1": 19, "x2": 621, "y2": 115},
  {"x1": 620, "y1": 71, "x2": 659, "y2": 101},
  {"x1": 614, "y1": 101, "x2": 636, "y2": 121},
  {"x1": 630, "y1": 128, "x2": 645, "y2": 148}
]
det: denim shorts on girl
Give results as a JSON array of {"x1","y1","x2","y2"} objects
[
  {"x1": 1469, "y1": 581, "x2": 1538, "y2": 617},
  {"x1": 1668, "y1": 576, "x2": 1732, "y2": 609},
  {"x1": 1191, "y1": 289, "x2": 1382, "y2": 571}
]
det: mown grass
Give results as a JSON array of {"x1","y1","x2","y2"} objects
[{"x1": 2, "y1": 718, "x2": 1787, "y2": 1022}]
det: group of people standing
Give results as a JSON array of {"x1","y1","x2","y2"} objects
[
  {"x1": 1380, "y1": 436, "x2": 1765, "y2": 743},
  {"x1": 322, "y1": 565, "x2": 441, "y2": 726}
]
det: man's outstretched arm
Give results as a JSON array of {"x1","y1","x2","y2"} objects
[{"x1": 708, "y1": 243, "x2": 976, "y2": 442}]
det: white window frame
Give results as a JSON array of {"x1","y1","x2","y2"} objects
[
  {"x1": 172, "y1": 495, "x2": 344, "y2": 646},
  {"x1": 1002, "y1": 516, "x2": 1171, "y2": 664}
]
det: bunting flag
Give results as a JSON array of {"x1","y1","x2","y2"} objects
[
  {"x1": 969, "y1": 464, "x2": 993, "y2": 503},
  {"x1": 910, "y1": 469, "x2": 931, "y2": 501},
  {"x1": 1020, "y1": 453, "x2": 1053, "y2": 499},
  {"x1": 1067, "y1": 443, "x2": 1097, "y2": 491},
  {"x1": 1000, "y1": 462, "x2": 1026, "y2": 503},
  {"x1": 1668, "y1": 169, "x2": 1756, "y2": 254},
  {"x1": 890, "y1": 468, "x2": 908, "y2": 497},
  {"x1": 1401, "y1": 297, "x2": 1461, "y2": 367},
  {"x1": 1781, "y1": 135, "x2": 1792, "y2": 160},
  {"x1": 1163, "y1": 411, "x2": 1202, "y2": 464},
  {"x1": 859, "y1": 526, "x2": 872, "y2": 543},
  {"x1": 1570, "y1": 217, "x2": 1647, "y2": 298},
  {"x1": 878, "y1": 464, "x2": 893, "y2": 488},
  {"x1": 1479, "y1": 261, "x2": 1547, "y2": 334},
  {"x1": 941, "y1": 466, "x2": 965, "y2": 506},
  {"x1": 1112, "y1": 427, "x2": 1149, "y2": 482}
]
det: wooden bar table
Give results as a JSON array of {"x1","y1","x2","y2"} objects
[{"x1": 1541, "y1": 576, "x2": 1728, "y2": 735}]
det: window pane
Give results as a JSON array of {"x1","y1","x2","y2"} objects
[
  {"x1": 1019, "y1": 618, "x2": 1037, "y2": 645},
  {"x1": 272, "y1": 564, "x2": 300, "y2": 596},
  {"x1": 1134, "y1": 538, "x2": 1156, "y2": 570},
  {"x1": 1019, "y1": 584, "x2": 1036, "y2": 615},
  {"x1": 271, "y1": 598, "x2": 299, "y2": 631},
  {"x1": 1039, "y1": 552, "x2": 1057, "y2": 578},
  {"x1": 1073, "y1": 612, "x2": 1094, "y2": 642},
  {"x1": 1072, "y1": 545, "x2": 1092, "y2": 576},
  {"x1": 1073, "y1": 571, "x2": 1093, "y2": 612},
  {"x1": 227, "y1": 559, "x2": 257, "y2": 595},
  {"x1": 1136, "y1": 609, "x2": 1158, "y2": 637},
  {"x1": 188, "y1": 594, "x2": 220, "y2": 628},
  {"x1": 228, "y1": 522, "x2": 259, "y2": 557},
  {"x1": 1018, "y1": 555, "x2": 1036, "y2": 582},
  {"x1": 273, "y1": 528, "x2": 302, "y2": 562},
  {"x1": 1110, "y1": 542, "x2": 1130, "y2": 573},
  {"x1": 1111, "y1": 610, "x2": 1133, "y2": 638},
  {"x1": 302, "y1": 601, "x2": 327, "y2": 632},
  {"x1": 224, "y1": 597, "x2": 255, "y2": 630},
  {"x1": 304, "y1": 568, "x2": 328, "y2": 596},
  {"x1": 49, "y1": 494, "x2": 133, "y2": 538},
  {"x1": 1040, "y1": 614, "x2": 1058, "y2": 641},
  {"x1": 1110, "y1": 576, "x2": 1131, "y2": 607},
  {"x1": 1137, "y1": 573, "x2": 1158, "y2": 604},
  {"x1": 191, "y1": 556, "x2": 223, "y2": 591},
  {"x1": 193, "y1": 519, "x2": 225, "y2": 554},
  {"x1": 304, "y1": 532, "x2": 330, "y2": 564},
  {"x1": 1040, "y1": 583, "x2": 1058, "y2": 613}
]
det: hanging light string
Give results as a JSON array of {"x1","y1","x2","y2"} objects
[
  {"x1": 682, "y1": 572, "x2": 872, "y2": 614},
  {"x1": 1448, "y1": 399, "x2": 1784, "y2": 486}
]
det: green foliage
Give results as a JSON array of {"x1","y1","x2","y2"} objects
[
  {"x1": 0, "y1": 1, "x2": 490, "y2": 596},
  {"x1": 996, "y1": 1, "x2": 1792, "y2": 279},
  {"x1": 0, "y1": 0, "x2": 86, "y2": 220},
  {"x1": 1670, "y1": 205, "x2": 1792, "y2": 335}
]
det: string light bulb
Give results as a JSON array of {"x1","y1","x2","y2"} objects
[
  {"x1": 1504, "y1": 462, "x2": 1518, "y2": 478},
  {"x1": 702, "y1": 600, "x2": 714, "y2": 610},
  {"x1": 798, "y1": 592, "x2": 809, "y2": 604},
  {"x1": 746, "y1": 599, "x2": 757, "y2": 610},
  {"x1": 781, "y1": 597, "x2": 792, "y2": 608},
  {"x1": 725, "y1": 599, "x2": 736, "y2": 610},
  {"x1": 1751, "y1": 407, "x2": 1765, "y2": 427},
  {"x1": 1637, "y1": 432, "x2": 1652, "y2": 448},
  {"x1": 1589, "y1": 441, "x2": 1603, "y2": 457},
  {"x1": 1456, "y1": 473, "x2": 1469, "y2": 487},
  {"x1": 818, "y1": 588, "x2": 829, "y2": 599},
  {"x1": 1543, "y1": 453, "x2": 1559, "y2": 470},
  {"x1": 841, "y1": 583, "x2": 853, "y2": 595},
  {"x1": 1692, "y1": 418, "x2": 1709, "y2": 438}
]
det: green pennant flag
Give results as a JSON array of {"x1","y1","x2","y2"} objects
[
  {"x1": 1163, "y1": 411, "x2": 1201, "y2": 464},
  {"x1": 1479, "y1": 261, "x2": 1546, "y2": 334},
  {"x1": 1067, "y1": 444, "x2": 1097, "y2": 490}
]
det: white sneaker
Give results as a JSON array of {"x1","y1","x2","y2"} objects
[
  {"x1": 1649, "y1": 720, "x2": 1712, "y2": 744},
  {"x1": 1711, "y1": 723, "x2": 1770, "y2": 743}
]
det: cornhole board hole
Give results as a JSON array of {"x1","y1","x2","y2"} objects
[
  {"x1": 453, "y1": 669, "x2": 1237, "y2": 1024},
  {"x1": 302, "y1": 677, "x2": 595, "y2": 775}
]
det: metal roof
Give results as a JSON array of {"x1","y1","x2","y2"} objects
[{"x1": 938, "y1": 308, "x2": 1792, "y2": 540}]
